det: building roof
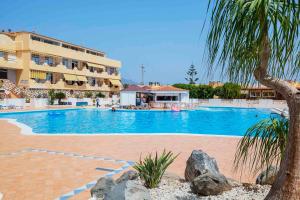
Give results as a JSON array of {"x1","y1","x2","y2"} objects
[
  {"x1": 147, "y1": 85, "x2": 187, "y2": 92},
  {"x1": 122, "y1": 85, "x2": 188, "y2": 92},
  {"x1": 3, "y1": 31, "x2": 106, "y2": 56}
]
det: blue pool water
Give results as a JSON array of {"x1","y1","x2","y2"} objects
[{"x1": 0, "y1": 107, "x2": 272, "y2": 135}]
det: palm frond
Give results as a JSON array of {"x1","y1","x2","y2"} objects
[
  {"x1": 206, "y1": 0, "x2": 300, "y2": 85},
  {"x1": 234, "y1": 116, "x2": 288, "y2": 174}
]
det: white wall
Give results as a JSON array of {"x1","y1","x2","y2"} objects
[
  {"x1": 180, "y1": 92, "x2": 189, "y2": 103},
  {"x1": 120, "y1": 92, "x2": 136, "y2": 106}
]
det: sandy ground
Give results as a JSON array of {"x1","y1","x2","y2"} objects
[{"x1": 0, "y1": 119, "x2": 255, "y2": 199}]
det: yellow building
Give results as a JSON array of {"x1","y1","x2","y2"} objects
[{"x1": 0, "y1": 31, "x2": 122, "y2": 98}]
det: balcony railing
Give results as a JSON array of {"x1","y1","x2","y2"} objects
[
  {"x1": 30, "y1": 61, "x2": 121, "y2": 79},
  {"x1": 29, "y1": 79, "x2": 115, "y2": 91},
  {"x1": 0, "y1": 58, "x2": 22, "y2": 69}
]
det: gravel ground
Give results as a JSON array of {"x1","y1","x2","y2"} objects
[{"x1": 149, "y1": 179, "x2": 271, "y2": 200}]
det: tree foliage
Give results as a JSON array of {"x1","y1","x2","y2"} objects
[
  {"x1": 234, "y1": 116, "x2": 288, "y2": 174},
  {"x1": 206, "y1": 0, "x2": 300, "y2": 84},
  {"x1": 173, "y1": 84, "x2": 214, "y2": 99},
  {"x1": 185, "y1": 64, "x2": 199, "y2": 84},
  {"x1": 173, "y1": 82, "x2": 240, "y2": 99},
  {"x1": 216, "y1": 82, "x2": 241, "y2": 99}
]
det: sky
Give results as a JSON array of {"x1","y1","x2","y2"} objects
[{"x1": 0, "y1": 0, "x2": 223, "y2": 84}]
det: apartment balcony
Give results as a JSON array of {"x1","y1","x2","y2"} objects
[
  {"x1": 0, "y1": 58, "x2": 22, "y2": 70},
  {"x1": 30, "y1": 61, "x2": 121, "y2": 80},
  {"x1": 29, "y1": 79, "x2": 65, "y2": 89},
  {"x1": 29, "y1": 40, "x2": 121, "y2": 68},
  {"x1": 29, "y1": 78, "x2": 119, "y2": 92}
]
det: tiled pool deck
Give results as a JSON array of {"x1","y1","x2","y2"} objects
[{"x1": 0, "y1": 119, "x2": 252, "y2": 200}]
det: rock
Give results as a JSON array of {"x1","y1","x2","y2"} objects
[
  {"x1": 105, "y1": 180, "x2": 151, "y2": 200},
  {"x1": 185, "y1": 150, "x2": 220, "y2": 182},
  {"x1": 227, "y1": 178, "x2": 242, "y2": 187},
  {"x1": 256, "y1": 166, "x2": 278, "y2": 185},
  {"x1": 91, "y1": 177, "x2": 116, "y2": 199},
  {"x1": 116, "y1": 170, "x2": 139, "y2": 184},
  {"x1": 191, "y1": 172, "x2": 232, "y2": 196}
]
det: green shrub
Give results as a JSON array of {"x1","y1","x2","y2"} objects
[
  {"x1": 173, "y1": 84, "x2": 214, "y2": 99},
  {"x1": 84, "y1": 91, "x2": 93, "y2": 98},
  {"x1": 133, "y1": 150, "x2": 179, "y2": 188},
  {"x1": 217, "y1": 82, "x2": 241, "y2": 99},
  {"x1": 55, "y1": 92, "x2": 66, "y2": 105},
  {"x1": 48, "y1": 89, "x2": 55, "y2": 105},
  {"x1": 96, "y1": 92, "x2": 105, "y2": 98}
]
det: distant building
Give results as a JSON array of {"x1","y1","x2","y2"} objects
[
  {"x1": 0, "y1": 31, "x2": 122, "y2": 98},
  {"x1": 242, "y1": 81, "x2": 300, "y2": 99},
  {"x1": 208, "y1": 81, "x2": 223, "y2": 88},
  {"x1": 120, "y1": 84, "x2": 189, "y2": 107}
]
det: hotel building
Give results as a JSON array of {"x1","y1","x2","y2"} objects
[{"x1": 0, "y1": 31, "x2": 122, "y2": 98}]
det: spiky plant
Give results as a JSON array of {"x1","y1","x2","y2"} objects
[
  {"x1": 133, "y1": 150, "x2": 179, "y2": 188},
  {"x1": 234, "y1": 116, "x2": 288, "y2": 174}
]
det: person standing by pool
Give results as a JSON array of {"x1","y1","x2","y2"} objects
[{"x1": 96, "y1": 97, "x2": 100, "y2": 108}]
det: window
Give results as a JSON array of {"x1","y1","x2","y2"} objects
[
  {"x1": 62, "y1": 58, "x2": 69, "y2": 68},
  {"x1": 106, "y1": 67, "x2": 116, "y2": 75},
  {"x1": 45, "y1": 57, "x2": 54, "y2": 66},
  {"x1": 46, "y1": 73, "x2": 53, "y2": 83},
  {"x1": 88, "y1": 77, "x2": 96, "y2": 86},
  {"x1": 156, "y1": 96, "x2": 178, "y2": 101},
  {"x1": 71, "y1": 60, "x2": 78, "y2": 69},
  {"x1": 31, "y1": 54, "x2": 40, "y2": 64},
  {"x1": 262, "y1": 91, "x2": 275, "y2": 97},
  {"x1": 89, "y1": 66, "x2": 94, "y2": 73},
  {"x1": 0, "y1": 69, "x2": 7, "y2": 79},
  {"x1": 0, "y1": 51, "x2": 4, "y2": 58},
  {"x1": 250, "y1": 91, "x2": 261, "y2": 97},
  {"x1": 31, "y1": 35, "x2": 60, "y2": 46}
]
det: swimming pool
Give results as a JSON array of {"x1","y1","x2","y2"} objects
[{"x1": 0, "y1": 107, "x2": 273, "y2": 136}]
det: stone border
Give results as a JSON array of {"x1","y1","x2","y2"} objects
[{"x1": 0, "y1": 148, "x2": 134, "y2": 200}]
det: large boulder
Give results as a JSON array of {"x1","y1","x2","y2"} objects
[
  {"x1": 91, "y1": 177, "x2": 116, "y2": 199},
  {"x1": 256, "y1": 166, "x2": 278, "y2": 185},
  {"x1": 185, "y1": 150, "x2": 220, "y2": 182},
  {"x1": 116, "y1": 170, "x2": 139, "y2": 184},
  {"x1": 191, "y1": 172, "x2": 232, "y2": 196},
  {"x1": 105, "y1": 180, "x2": 151, "y2": 200}
]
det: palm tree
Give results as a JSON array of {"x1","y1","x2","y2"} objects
[
  {"x1": 205, "y1": 0, "x2": 299, "y2": 199},
  {"x1": 234, "y1": 117, "x2": 288, "y2": 174}
]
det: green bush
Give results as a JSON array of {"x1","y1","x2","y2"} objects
[
  {"x1": 217, "y1": 82, "x2": 241, "y2": 99},
  {"x1": 133, "y1": 150, "x2": 179, "y2": 188},
  {"x1": 173, "y1": 84, "x2": 214, "y2": 99},
  {"x1": 48, "y1": 89, "x2": 55, "y2": 105},
  {"x1": 95, "y1": 92, "x2": 105, "y2": 98},
  {"x1": 84, "y1": 91, "x2": 93, "y2": 98},
  {"x1": 55, "y1": 92, "x2": 66, "y2": 105}
]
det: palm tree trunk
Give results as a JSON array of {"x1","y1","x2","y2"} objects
[
  {"x1": 254, "y1": 35, "x2": 300, "y2": 199},
  {"x1": 266, "y1": 99, "x2": 300, "y2": 200}
]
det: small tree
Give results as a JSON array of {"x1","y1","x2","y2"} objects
[
  {"x1": 185, "y1": 64, "x2": 199, "y2": 84},
  {"x1": 48, "y1": 89, "x2": 55, "y2": 105},
  {"x1": 84, "y1": 91, "x2": 93, "y2": 98},
  {"x1": 96, "y1": 92, "x2": 105, "y2": 98},
  {"x1": 55, "y1": 92, "x2": 66, "y2": 105}
]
